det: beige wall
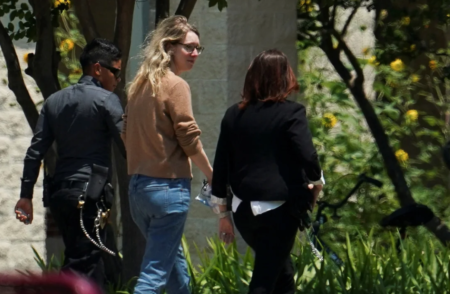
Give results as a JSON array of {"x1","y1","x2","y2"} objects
[{"x1": 0, "y1": 42, "x2": 45, "y2": 271}]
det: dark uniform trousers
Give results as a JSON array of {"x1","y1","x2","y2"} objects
[
  {"x1": 49, "y1": 185, "x2": 110, "y2": 291},
  {"x1": 233, "y1": 202, "x2": 299, "y2": 294}
]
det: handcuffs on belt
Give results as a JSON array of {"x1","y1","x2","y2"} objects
[{"x1": 77, "y1": 178, "x2": 116, "y2": 256}]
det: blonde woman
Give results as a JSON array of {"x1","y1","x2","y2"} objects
[{"x1": 122, "y1": 16, "x2": 212, "y2": 294}]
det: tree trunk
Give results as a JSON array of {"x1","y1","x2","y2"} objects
[
  {"x1": 156, "y1": 0, "x2": 170, "y2": 26},
  {"x1": 175, "y1": 0, "x2": 198, "y2": 18},
  {"x1": 72, "y1": 0, "x2": 100, "y2": 42},
  {"x1": 113, "y1": 0, "x2": 145, "y2": 282},
  {"x1": 29, "y1": 0, "x2": 61, "y2": 100},
  {"x1": 0, "y1": 20, "x2": 39, "y2": 130}
]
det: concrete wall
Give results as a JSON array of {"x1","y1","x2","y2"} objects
[{"x1": 0, "y1": 41, "x2": 45, "y2": 271}]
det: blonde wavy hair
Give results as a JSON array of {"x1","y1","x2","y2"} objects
[{"x1": 127, "y1": 16, "x2": 199, "y2": 99}]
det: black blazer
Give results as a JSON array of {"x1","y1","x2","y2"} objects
[{"x1": 211, "y1": 100, "x2": 322, "y2": 203}]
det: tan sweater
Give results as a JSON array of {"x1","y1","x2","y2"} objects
[{"x1": 122, "y1": 71, "x2": 202, "y2": 178}]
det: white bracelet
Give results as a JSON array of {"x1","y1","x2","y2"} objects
[{"x1": 218, "y1": 211, "x2": 232, "y2": 219}]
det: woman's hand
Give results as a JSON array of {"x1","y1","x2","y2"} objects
[{"x1": 219, "y1": 216, "x2": 235, "y2": 244}]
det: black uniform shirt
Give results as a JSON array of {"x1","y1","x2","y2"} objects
[
  {"x1": 211, "y1": 100, "x2": 322, "y2": 202},
  {"x1": 20, "y1": 75, "x2": 125, "y2": 199}
]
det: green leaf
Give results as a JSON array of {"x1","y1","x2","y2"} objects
[
  {"x1": 9, "y1": 9, "x2": 17, "y2": 21},
  {"x1": 217, "y1": 0, "x2": 228, "y2": 11},
  {"x1": 7, "y1": 22, "x2": 14, "y2": 32},
  {"x1": 24, "y1": 10, "x2": 32, "y2": 21},
  {"x1": 208, "y1": 0, "x2": 219, "y2": 8}
]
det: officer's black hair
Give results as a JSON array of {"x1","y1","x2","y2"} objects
[{"x1": 79, "y1": 38, "x2": 122, "y2": 73}]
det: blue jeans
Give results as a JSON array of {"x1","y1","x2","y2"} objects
[{"x1": 129, "y1": 175, "x2": 191, "y2": 294}]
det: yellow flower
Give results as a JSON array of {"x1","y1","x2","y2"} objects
[
  {"x1": 368, "y1": 56, "x2": 379, "y2": 66},
  {"x1": 60, "y1": 39, "x2": 74, "y2": 52},
  {"x1": 395, "y1": 149, "x2": 409, "y2": 163},
  {"x1": 54, "y1": 0, "x2": 70, "y2": 8},
  {"x1": 322, "y1": 113, "x2": 337, "y2": 128},
  {"x1": 401, "y1": 17, "x2": 410, "y2": 26},
  {"x1": 72, "y1": 68, "x2": 82, "y2": 74},
  {"x1": 411, "y1": 74, "x2": 420, "y2": 83},
  {"x1": 362, "y1": 47, "x2": 370, "y2": 55},
  {"x1": 380, "y1": 10, "x2": 388, "y2": 20},
  {"x1": 23, "y1": 53, "x2": 30, "y2": 63},
  {"x1": 405, "y1": 109, "x2": 418, "y2": 121},
  {"x1": 299, "y1": 0, "x2": 314, "y2": 12},
  {"x1": 390, "y1": 58, "x2": 404, "y2": 72},
  {"x1": 429, "y1": 60, "x2": 437, "y2": 70},
  {"x1": 410, "y1": 44, "x2": 416, "y2": 51}
]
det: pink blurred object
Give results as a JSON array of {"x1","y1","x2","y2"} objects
[{"x1": 0, "y1": 272, "x2": 102, "y2": 294}]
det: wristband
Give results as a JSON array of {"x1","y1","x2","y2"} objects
[{"x1": 218, "y1": 211, "x2": 232, "y2": 219}]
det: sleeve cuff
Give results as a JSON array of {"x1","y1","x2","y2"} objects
[
  {"x1": 210, "y1": 195, "x2": 227, "y2": 205},
  {"x1": 20, "y1": 178, "x2": 34, "y2": 199},
  {"x1": 308, "y1": 171, "x2": 325, "y2": 185}
]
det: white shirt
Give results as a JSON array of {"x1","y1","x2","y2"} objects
[{"x1": 231, "y1": 172, "x2": 326, "y2": 216}]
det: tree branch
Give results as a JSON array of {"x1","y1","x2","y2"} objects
[
  {"x1": 72, "y1": 0, "x2": 100, "y2": 42},
  {"x1": 341, "y1": 5, "x2": 359, "y2": 38},
  {"x1": 29, "y1": 0, "x2": 60, "y2": 99},
  {"x1": 332, "y1": 29, "x2": 364, "y2": 84},
  {"x1": 175, "y1": 0, "x2": 197, "y2": 19},
  {"x1": 0, "y1": 20, "x2": 39, "y2": 130},
  {"x1": 322, "y1": 44, "x2": 416, "y2": 208},
  {"x1": 156, "y1": 0, "x2": 170, "y2": 26},
  {"x1": 330, "y1": 1, "x2": 338, "y2": 28},
  {"x1": 320, "y1": 31, "x2": 351, "y2": 82}
]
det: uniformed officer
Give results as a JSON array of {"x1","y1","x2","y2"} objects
[{"x1": 14, "y1": 38, "x2": 126, "y2": 290}]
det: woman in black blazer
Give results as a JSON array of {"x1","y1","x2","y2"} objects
[{"x1": 211, "y1": 49, "x2": 324, "y2": 294}]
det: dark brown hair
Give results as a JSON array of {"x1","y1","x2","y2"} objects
[{"x1": 240, "y1": 49, "x2": 299, "y2": 109}]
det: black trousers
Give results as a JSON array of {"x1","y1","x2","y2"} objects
[
  {"x1": 233, "y1": 202, "x2": 299, "y2": 294},
  {"x1": 49, "y1": 187, "x2": 111, "y2": 291}
]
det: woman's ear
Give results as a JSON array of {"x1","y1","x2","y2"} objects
[{"x1": 165, "y1": 42, "x2": 175, "y2": 55}]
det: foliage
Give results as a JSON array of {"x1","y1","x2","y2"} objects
[
  {"x1": 298, "y1": 47, "x2": 395, "y2": 248},
  {"x1": 373, "y1": 2, "x2": 450, "y2": 64},
  {"x1": 54, "y1": 6, "x2": 86, "y2": 88},
  {"x1": 298, "y1": 39, "x2": 450, "y2": 249},
  {"x1": 190, "y1": 234, "x2": 450, "y2": 293},
  {"x1": 31, "y1": 234, "x2": 450, "y2": 293},
  {"x1": 30, "y1": 246, "x2": 136, "y2": 294},
  {"x1": 208, "y1": 0, "x2": 228, "y2": 11},
  {"x1": 293, "y1": 0, "x2": 450, "y2": 245},
  {"x1": 0, "y1": 0, "x2": 70, "y2": 42},
  {"x1": 30, "y1": 245, "x2": 64, "y2": 272}
]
